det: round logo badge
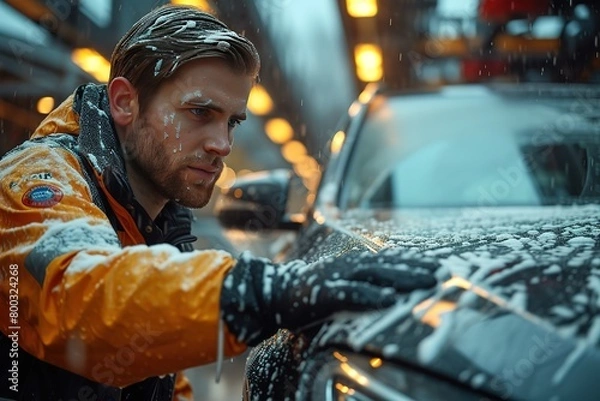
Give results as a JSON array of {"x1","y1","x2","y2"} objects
[{"x1": 22, "y1": 185, "x2": 63, "y2": 208}]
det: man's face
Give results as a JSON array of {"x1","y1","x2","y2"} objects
[{"x1": 123, "y1": 58, "x2": 254, "y2": 209}]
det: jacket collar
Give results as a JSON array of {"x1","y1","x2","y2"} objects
[{"x1": 72, "y1": 83, "x2": 126, "y2": 177}]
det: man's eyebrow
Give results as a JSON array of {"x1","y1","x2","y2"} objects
[
  {"x1": 181, "y1": 95, "x2": 212, "y2": 107},
  {"x1": 183, "y1": 97, "x2": 247, "y2": 120}
]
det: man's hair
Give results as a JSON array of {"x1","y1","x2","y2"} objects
[{"x1": 109, "y1": 4, "x2": 260, "y2": 112}]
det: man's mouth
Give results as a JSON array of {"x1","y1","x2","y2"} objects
[{"x1": 187, "y1": 164, "x2": 220, "y2": 182}]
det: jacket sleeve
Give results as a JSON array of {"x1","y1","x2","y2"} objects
[{"x1": 0, "y1": 142, "x2": 247, "y2": 388}]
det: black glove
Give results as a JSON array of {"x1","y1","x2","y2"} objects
[{"x1": 220, "y1": 250, "x2": 437, "y2": 346}]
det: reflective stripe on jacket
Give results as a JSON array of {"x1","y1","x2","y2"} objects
[{"x1": 0, "y1": 83, "x2": 246, "y2": 400}]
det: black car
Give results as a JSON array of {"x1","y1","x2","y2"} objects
[{"x1": 216, "y1": 83, "x2": 600, "y2": 401}]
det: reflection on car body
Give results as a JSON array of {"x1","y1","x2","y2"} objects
[{"x1": 216, "y1": 83, "x2": 600, "y2": 401}]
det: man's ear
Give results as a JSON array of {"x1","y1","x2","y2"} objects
[{"x1": 108, "y1": 77, "x2": 139, "y2": 126}]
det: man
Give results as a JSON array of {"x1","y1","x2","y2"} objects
[{"x1": 0, "y1": 4, "x2": 436, "y2": 400}]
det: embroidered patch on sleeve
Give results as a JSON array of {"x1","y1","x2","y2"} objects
[{"x1": 22, "y1": 185, "x2": 63, "y2": 208}]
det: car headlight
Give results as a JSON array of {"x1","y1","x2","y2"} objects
[{"x1": 300, "y1": 350, "x2": 499, "y2": 401}]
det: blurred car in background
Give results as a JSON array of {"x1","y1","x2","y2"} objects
[{"x1": 215, "y1": 82, "x2": 600, "y2": 401}]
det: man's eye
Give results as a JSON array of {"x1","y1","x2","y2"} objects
[
  {"x1": 190, "y1": 108, "x2": 209, "y2": 118},
  {"x1": 228, "y1": 119, "x2": 242, "y2": 129}
]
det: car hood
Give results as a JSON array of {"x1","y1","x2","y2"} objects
[
  {"x1": 310, "y1": 204, "x2": 600, "y2": 400},
  {"x1": 332, "y1": 204, "x2": 599, "y2": 252}
]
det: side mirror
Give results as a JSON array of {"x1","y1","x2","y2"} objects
[{"x1": 215, "y1": 169, "x2": 304, "y2": 232}]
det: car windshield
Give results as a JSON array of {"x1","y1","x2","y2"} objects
[{"x1": 341, "y1": 85, "x2": 600, "y2": 209}]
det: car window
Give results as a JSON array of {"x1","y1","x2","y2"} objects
[{"x1": 340, "y1": 88, "x2": 600, "y2": 209}]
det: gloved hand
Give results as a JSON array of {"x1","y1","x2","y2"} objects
[{"x1": 220, "y1": 250, "x2": 437, "y2": 346}]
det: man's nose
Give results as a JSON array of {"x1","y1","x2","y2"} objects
[{"x1": 204, "y1": 125, "x2": 232, "y2": 157}]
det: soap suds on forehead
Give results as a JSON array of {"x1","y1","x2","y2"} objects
[{"x1": 180, "y1": 90, "x2": 208, "y2": 105}]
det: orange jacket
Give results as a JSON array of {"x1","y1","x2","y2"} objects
[{"x1": 0, "y1": 84, "x2": 246, "y2": 397}]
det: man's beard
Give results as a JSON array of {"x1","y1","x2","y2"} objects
[{"x1": 122, "y1": 122, "x2": 219, "y2": 209}]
